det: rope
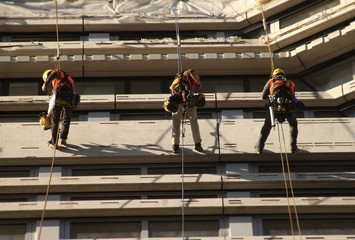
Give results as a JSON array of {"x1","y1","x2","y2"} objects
[
  {"x1": 277, "y1": 123, "x2": 295, "y2": 239},
  {"x1": 280, "y1": 124, "x2": 303, "y2": 239},
  {"x1": 37, "y1": 110, "x2": 62, "y2": 240},
  {"x1": 38, "y1": 1, "x2": 63, "y2": 237},
  {"x1": 258, "y1": 1, "x2": 302, "y2": 238},
  {"x1": 258, "y1": 1, "x2": 274, "y2": 76},
  {"x1": 54, "y1": 0, "x2": 61, "y2": 70},
  {"x1": 174, "y1": 8, "x2": 183, "y2": 73},
  {"x1": 180, "y1": 107, "x2": 187, "y2": 240},
  {"x1": 175, "y1": 7, "x2": 185, "y2": 240}
]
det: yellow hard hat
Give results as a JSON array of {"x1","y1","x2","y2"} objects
[
  {"x1": 42, "y1": 69, "x2": 52, "y2": 82},
  {"x1": 273, "y1": 68, "x2": 285, "y2": 76}
]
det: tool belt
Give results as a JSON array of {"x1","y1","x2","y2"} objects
[{"x1": 268, "y1": 95, "x2": 295, "y2": 114}]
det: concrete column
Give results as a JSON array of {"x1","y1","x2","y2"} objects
[
  {"x1": 35, "y1": 220, "x2": 60, "y2": 240},
  {"x1": 35, "y1": 167, "x2": 62, "y2": 240},
  {"x1": 221, "y1": 110, "x2": 244, "y2": 120},
  {"x1": 229, "y1": 216, "x2": 253, "y2": 237},
  {"x1": 88, "y1": 112, "x2": 110, "y2": 121},
  {"x1": 141, "y1": 220, "x2": 149, "y2": 238},
  {"x1": 38, "y1": 167, "x2": 62, "y2": 178},
  {"x1": 269, "y1": 19, "x2": 280, "y2": 33},
  {"x1": 225, "y1": 163, "x2": 249, "y2": 175}
]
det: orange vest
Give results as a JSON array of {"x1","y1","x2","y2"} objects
[
  {"x1": 169, "y1": 70, "x2": 196, "y2": 94},
  {"x1": 270, "y1": 78, "x2": 295, "y2": 97},
  {"x1": 52, "y1": 69, "x2": 75, "y2": 90}
]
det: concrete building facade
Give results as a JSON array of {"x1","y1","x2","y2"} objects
[{"x1": 0, "y1": 0, "x2": 355, "y2": 239}]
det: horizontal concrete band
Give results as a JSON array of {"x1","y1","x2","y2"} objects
[
  {"x1": 1, "y1": 81, "x2": 355, "y2": 111},
  {"x1": 55, "y1": 236, "x2": 355, "y2": 240},
  {"x1": 0, "y1": 197, "x2": 354, "y2": 219},
  {"x1": 0, "y1": 118, "x2": 354, "y2": 163},
  {"x1": 0, "y1": 172, "x2": 355, "y2": 194}
]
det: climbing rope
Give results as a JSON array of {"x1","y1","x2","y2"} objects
[
  {"x1": 180, "y1": 106, "x2": 188, "y2": 240},
  {"x1": 174, "y1": 7, "x2": 187, "y2": 240},
  {"x1": 54, "y1": 0, "x2": 61, "y2": 70},
  {"x1": 38, "y1": 0, "x2": 62, "y2": 239},
  {"x1": 175, "y1": 8, "x2": 183, "y2": 74},
  {"x1": 37, "y1": 110, "x2": 62, "y2": 240},
  {"x1": 258, "y1": 1, "x2": 302, "y2": 239},
  {"x1": 280, "y1": 124, "x2": 303, "y2": 239}
]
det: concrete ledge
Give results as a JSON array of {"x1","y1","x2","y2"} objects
[
  {"x1": 1, "y1": 84, "x2": 354, "y2": 111},
  {"x1": 0, "y1": 174, "x2": 222, "y2": 194},
  {"x1": 116, "y1": 93, "x2": 216, "y2": 110},
  {"x1": 219, "y1": 118, "x2": 355, "y2": 159},
  {"x1": 0, "y1": 196, "x2": 354, "y2": 219},
  {"x1": 224, "y1": 197, "x2": 355, "y2": 214},
  {"x1": 58, "y1": 236, "x2": 355, "y2": 240},
  {"x1": 1, "y1": 172, "x2": 355, "y2": 194},
  {"x1": 0, "y1": 118, "x2": 354, "y2": 165},
  {"x1": 0, "y1": 198, "x2": 223, "y2": 219}
]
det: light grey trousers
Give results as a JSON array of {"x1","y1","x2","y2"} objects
[{"x1": 171, "y1": 106, "x2": 202, "y2": 146}]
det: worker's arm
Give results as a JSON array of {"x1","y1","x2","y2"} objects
[{"x1": 261, "y1": 80, "x2": 271, "y2": 100}]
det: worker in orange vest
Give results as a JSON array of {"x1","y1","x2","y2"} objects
[
  {"x1": 254, "y1": 68, "x2": 305, "y2": 154},
  {"x1": 42, "y1": 69, "x2": 76, "y2": 148},
  {"x1": 169, "y1": 69, "x2": 204, "y2": 154}
]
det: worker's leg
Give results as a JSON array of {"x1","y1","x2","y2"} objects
[
  {"x1": 60, "y1": 106, "x2": 72, "y2": 140},
  {"x1": 187, "y1": 107, "x2": 202, "y2": 145},
  {"x1": 255, "y1": 110, "x2": 272, "y2": 153},
  {"x1": 171, "y1": 109, "x2": 182, "y2": 146},
  {"x1": 50, "y1": 105, "x2": 62, "y2": 145},
  {"x1": 286, "y1": 112, "x2": 298, "y2": 152}
]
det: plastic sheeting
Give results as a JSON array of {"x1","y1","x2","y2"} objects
[{"x1": 0, "y1": 0, "x2": 262, "y2": 19}]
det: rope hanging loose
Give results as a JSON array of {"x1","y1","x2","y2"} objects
[
  {"x1": 180, "y1": 106, "x2": 188, "y2": 240},
  {"x1": 37, "y1": 110, "x2": 62, "y2": 240}
]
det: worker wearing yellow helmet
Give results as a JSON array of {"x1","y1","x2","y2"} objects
[
  {"x1": 254, "y1": 68, "x2": 305, "y2": 154},
  {"x1": 41, "y1": 69, "x2": 78, "y2": 149},
  {"x1": 168, "y1": 69, "x2": 204, "y2": 154}
]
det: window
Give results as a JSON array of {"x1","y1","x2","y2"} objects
[
  {"x1": 149, "y1": 220, "x2": 219, "y2": 237},
  {"x1": 70, "y1": 222, "x2": 141, "y2": 239},
  {"x1": 8, "y1": 82, "x2": 38, "y2": 96},
  {"x1": 0, "y1": 224, "x2": 26, "y2": 240}
]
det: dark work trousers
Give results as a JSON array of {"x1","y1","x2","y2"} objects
[
  {"x1": 50, "y1": 105, "x2": 72, "y2": 144},
  {"x1": 255, "y1": 110, "x2": 298, "y2": 151}
]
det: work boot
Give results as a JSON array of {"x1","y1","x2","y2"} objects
[
  {"x1": 254, "y1": 145, "x2": 263, "y2": 154},
  {"x1": 194, "y1": 142, "x2": 204, "y2": 153},
  {"x1": 48, "y1": 141, "x2": 57, "y2": 149},
  {"x1": 172, "y1": 145, "x2": 179, "y2": 154},
  {"x1": 61, "y1": 139, "x2": 67, "y2": 145}
]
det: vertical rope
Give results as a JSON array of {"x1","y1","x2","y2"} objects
[
  {"x1": 277, "y1": 123, "x2": 295, "y2": 240},
  {"x1": 54, "y1": 0, "x2": 61, "y2": 70},
  {"x1": 180, "y1": 109, "x2": 187, "y2": 240},
  {"x1": 280, "y1": 124, "x2": 303, "y2": 239},
  {"x1": 259, "y1": 1, "x2": 274, "y2": 75},
  {"x1": 175, "y1": 8, "x2": 183, "y2": 74},
  {"x1": 37, "y1": 110, "x2": 62, "y2": 240},
  {"x1": 258, "y1": 1, "x2": 302, "y2": 238},
  {"x1": 175, "y1": 6, "x2": 185, "y2": 239}
]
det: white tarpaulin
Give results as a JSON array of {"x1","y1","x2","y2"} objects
[{"x1": 0, "y1": 0, "x2": 262, "y2": 19}]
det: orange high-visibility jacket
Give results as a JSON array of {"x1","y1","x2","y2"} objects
[
  {"x1": 51, "y1": 69, "x2": 75, "y2": 91},
  {"x1": 269, "y1": 78, "x2": 295, "y2": 97},
  {"x1": 169, "y1": 69, "x2": 199, "y2": 95}
]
